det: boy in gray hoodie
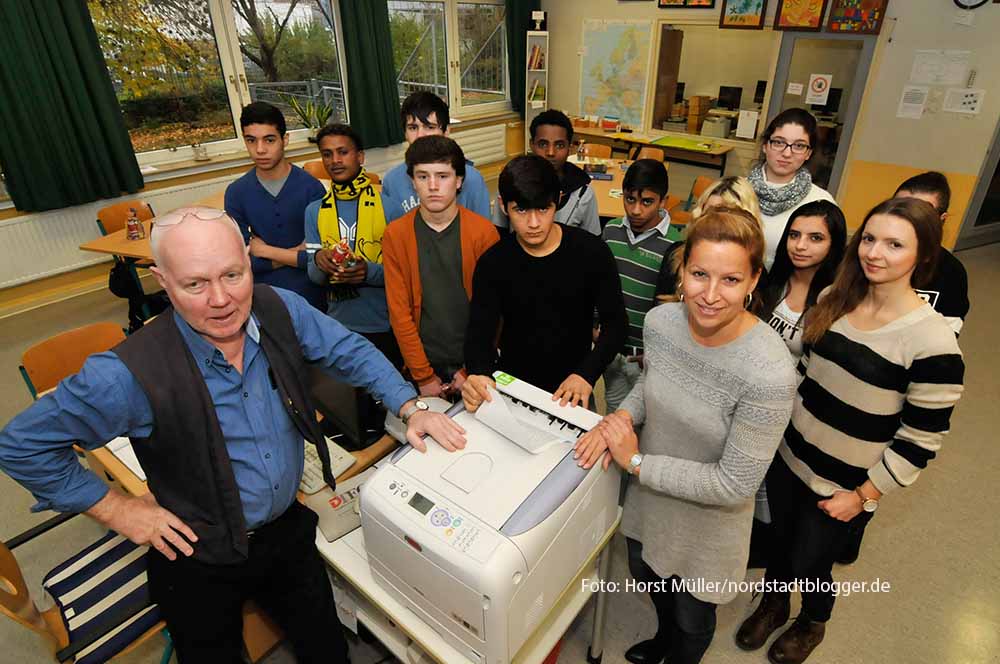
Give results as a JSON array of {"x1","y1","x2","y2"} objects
[{"x1": 493, "y1": 109, "x2": 601, "y2": 235}]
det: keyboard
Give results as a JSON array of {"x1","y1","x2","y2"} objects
[{"x1": 300, "y1": 437, "x2": 357, "y2": 495}]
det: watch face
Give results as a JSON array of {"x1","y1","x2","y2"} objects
[{"x1": 863, "y1": 499, "x2": 878, "y2": 513}]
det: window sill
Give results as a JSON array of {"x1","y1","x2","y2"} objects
[{"x1": 0, "y1": 111, "x2": 519, "y2": 217}]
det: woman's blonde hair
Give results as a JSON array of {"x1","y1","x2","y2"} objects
[
  {"x1": 691, "y1": 176, "x2": 762, "y2": 224},
  {"x1": 659, "y1": 206, "x2": 765, "y2": 308},
  {"x1": 657, "y1": 178, "x2": 763, "y2": 302}
]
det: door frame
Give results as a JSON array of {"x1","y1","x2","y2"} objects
[
  {"x1": 768, "y1": 31, "x2": 877, "y2": 195},
  {"x1": 955, "y1": 117, "x2": 1000, "y2": 251}
]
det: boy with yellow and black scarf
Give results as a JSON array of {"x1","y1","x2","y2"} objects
[{"x1": 305, "y1": 123, "x2": 405, "y2": 368}]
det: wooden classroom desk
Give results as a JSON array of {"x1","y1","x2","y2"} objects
[
  {"x1": 568, "y1": 156, "x2": 682, "y2": 220},
  {"x1": 574, "y1": 127, "x2": 732, "y2": 176},
  {"x1": 78, "y1": 189, "x2": 226, "y2": 261}
]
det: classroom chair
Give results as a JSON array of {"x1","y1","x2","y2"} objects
[
  {"x1": 302, "y1": 160, "x2": 328, "y2": 180},
  {"x1": 637, "y1": 146, "x2": 666, "y2": 162},
  {"x1": 96, "y1": 201, "x2": 156, "y2": 327},
  {"x1": 582, "y1": 143, "x2": 612, "y2": 159},
  {"x1": 1, "y1": 531, "x2": 173, "y2": 664},
  {"x1": 684, "y1": 175, "x2": 716, "y2": 211}
]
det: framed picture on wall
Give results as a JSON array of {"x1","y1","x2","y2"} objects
[
  {"x1": 774, "y1": 0, "x2": 830, "y2": 31},
  {"x1": 826, "y1": 0, "x2": 888, "y2": 34},
  {"x1": 658, "y1": 0, "x2": 716, "y2": 7},
  {"x1": 720, "y1": 0, "x2": 769, "y2": 29}
]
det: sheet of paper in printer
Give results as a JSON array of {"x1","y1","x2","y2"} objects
[{"x1": 474, "y1": 386, "x2": 571, "y2": 454}]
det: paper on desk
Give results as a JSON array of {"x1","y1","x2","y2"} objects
[
  {"x1": 107, "y1": 437, "x2": 146, "y2": 481},
  {"x1": 475, "y1": 387, "x2": 565, "y2": 454}
]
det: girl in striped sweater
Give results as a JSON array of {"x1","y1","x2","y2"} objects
[{"x1": 736, "y1": 198, "x2": 965, "y2": 664}]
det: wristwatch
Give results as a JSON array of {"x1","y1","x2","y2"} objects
[
  {"x1": 627, "y1": 453, "x2": 644, "y2": 476},
  {"x1": 855, "y1": 487, "x2": 879, "y2": 513},
  {"x1": 401, "y1": 400, "x2": 429, "y2": 425}
]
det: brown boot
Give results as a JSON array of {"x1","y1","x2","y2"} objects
[
  {"x1": 767, "y1": 615, "x2": 826, "y2": 664},
  {"x1": 735, "y1": 591, "x2": 790, "y2": 651}
]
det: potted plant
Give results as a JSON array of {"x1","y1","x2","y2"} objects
[{"x1": 281, "y1": 94, "x2": 335, "y2": 141}]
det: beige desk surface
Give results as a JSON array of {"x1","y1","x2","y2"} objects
[
  {"x1": 78, "y1": 182, "x2": 348, "y2": 262},
  {"x1": 573, "y1": 127, "x2": 732, "y2": 158},
  {"x1": 317, "y1": 509, "x2": 622, "y2": 664},
  {"x1": 568, "y1": 157, "x2": 683, "y2": 219},
  {"x1": 88, "y1": 431, "x2": 397, "y2": 500}
]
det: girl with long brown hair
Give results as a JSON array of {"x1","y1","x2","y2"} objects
[{"x1": 736, "y1": 198, "x2": 965, "y2": 664}]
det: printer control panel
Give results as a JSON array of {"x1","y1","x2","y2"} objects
[{"x1": 382, "y1": 473, "x2": 500, "y2": 564}]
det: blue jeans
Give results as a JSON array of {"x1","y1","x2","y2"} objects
[{"x1": 626, "y1": 537, "x2": 717, "y2": 664}]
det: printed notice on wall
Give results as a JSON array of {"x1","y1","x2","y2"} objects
[
  {"x1": 736, "y1": 110, "x2": 759, "y2": 139},
  {"x1": 897, "y1": 85, "x2": 929, "y2": 120},
  {"x1": 910, "y1": 50, "x2": 970, "y2": 86},
  {"x1": 805, "y1": 74, "x2": 833, "y2": 105},
  {"x1": 787, "y1": 82, "x2": 804, "y2": 96}
]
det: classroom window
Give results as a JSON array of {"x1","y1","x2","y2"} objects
[
  {"x1": 88, "y1": 0, "x2": 237, "y2": 153},
  {"x1": 388, "y1": 0, "x2": 510, "y2": 117},
  {"x1": 235, "y1": 0, "x2": 347, "y2": 129},
  {"x1": 87, "y1": 0, "x2": 348, "y2": 164}
]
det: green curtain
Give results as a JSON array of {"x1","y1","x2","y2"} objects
[
  {"x1": 506, "y1": 0, "x2": 541, "y2": 116},
  {"x1": 0, "y1": 1, "x2": 142, "y2": 212},
  {"x1": 339, "y1": 0, "x2": 404, "y2": 148}
]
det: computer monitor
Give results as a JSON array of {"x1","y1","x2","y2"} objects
[
  {"x1": 675, "y1": 82, "x2": 686, "y2": 103},
  {"x1": 718, "y1": 86, "x2": 742, "y2": 111},
  {"x1": 307, "y1": 366, "x2": 376, "y2": 449},
  {"x1": 754, "y1": 80, "x2": 767, "y2": 105},
  {"x1": 812, "y1": 88, "x2": 843, "y2": 116}
]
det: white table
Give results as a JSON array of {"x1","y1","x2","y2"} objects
[{"x1": 316, "y1": 509, "x2": 622, "y2": 664}]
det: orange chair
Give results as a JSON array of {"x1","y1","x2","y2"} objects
[
  {"x1": 19, "y1": 323, "x2": 126, "y2": 400},
  {"x1": 367, "y1": 171, "x2": 381, "y2": 185},
  {"x1": 302, "y1": 160, "x2": 328, "y2": 180},
  {"x1": 97, "y1": 201, "x2": 156, "y2": 325},
  {"x1": 582, "y1": 143, "x2": 612, "y2": 159},
  {"x1": 96, "y1": 201, "x2": 155, "y2": 237},
  {"x1": 686, "y1": 176, "x2": 716, "y2": 211},
  {"x1": 637, "y1": 146, "x2": 665, "y2": 162}
]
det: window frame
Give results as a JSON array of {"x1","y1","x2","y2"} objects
[
  {"x1": 390, "y1": 0, "x2": 511, "y2": 120},
  {"x1": 97, "y1": 0, "x2": 351, "y2": 168}
]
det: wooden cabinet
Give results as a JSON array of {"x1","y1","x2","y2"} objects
[{"x1": 651, "y1": 26, "x2": 683, "y2": 131}]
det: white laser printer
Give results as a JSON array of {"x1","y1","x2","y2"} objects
[{"x1": 361, "y1": 372, "x2": 621, "y2": 664}]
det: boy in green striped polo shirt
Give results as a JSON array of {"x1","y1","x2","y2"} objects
[{"x1": 601, "y1": 159, "x2": 681, "y2": 412}]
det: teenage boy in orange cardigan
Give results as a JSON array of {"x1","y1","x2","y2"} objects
[{"x1": 382, "y1": 136, "x2": 499, "y2": 398}]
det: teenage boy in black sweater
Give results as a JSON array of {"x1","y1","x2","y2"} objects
[{"x1": 462, "y1": 155, "x2": 627, "y2": 411}]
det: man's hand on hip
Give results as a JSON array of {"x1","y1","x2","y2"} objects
[{"x1": 87, "y1": 490, "x2": 198, "y2": 560}]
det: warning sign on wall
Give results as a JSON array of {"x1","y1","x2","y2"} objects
[{"x1": 805, "y1": 74, "x2": 833, "y2": 105}]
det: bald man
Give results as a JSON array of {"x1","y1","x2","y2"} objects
[{"x1": 0, "y1": 208, "x2": 465, "y2": 663}]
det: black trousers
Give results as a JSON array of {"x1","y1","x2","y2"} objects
[
  {"x1": 147, "y1": 501, "x2": 349, "y2": 664},
  {"x1": 763, "y1": 455, "x2": 872, "y2": 622},
  {"x1": 626, "y1": 538, "x2": 717, "y2": 664}
]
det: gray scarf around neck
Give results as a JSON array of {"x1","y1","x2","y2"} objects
[{"x1": 748, "y1": 162, "x2": 813, "y2": 216}]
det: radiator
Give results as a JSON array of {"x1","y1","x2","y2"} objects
[{"x1": 0, "y1": 126, "x2": 506, "y2": 289}]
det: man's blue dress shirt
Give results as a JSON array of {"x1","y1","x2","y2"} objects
[
  {"x1": 0, "y1": 288, "x2": 417, "y2": 529},
  {"x1": 225, "y1": 166, "x2": 327, "y2": 310}
]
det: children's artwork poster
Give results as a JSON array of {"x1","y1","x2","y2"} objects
[
  {"x1": 720, "y1": 0, "x2": 769, "y2": 29},
  {"x1": 658, "y1": 0, "x2": 716, "y2": 7},
  {"x1": 827, "y1": 0, "x2": 888, "y2": 34},
  {"x1": 775, "y1": 0, "x2": 830, "y2": 31}
]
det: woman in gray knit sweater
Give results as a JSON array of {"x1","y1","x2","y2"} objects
[{"x1": 576, "y1": 208, "x2": 797, "y2": 664}]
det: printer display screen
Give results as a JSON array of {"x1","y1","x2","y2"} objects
[{"x1": 408, "y1": 492, "x2": 434, "y2": 515}]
